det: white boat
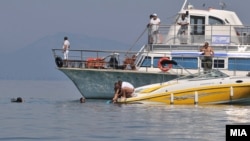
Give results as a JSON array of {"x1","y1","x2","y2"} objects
[
  {"x1": 116, "y1": 67, "x2": 250, "y2": 105},
  {"x1": 52, "y1": 0, "x2": 250, "y2": 99}
]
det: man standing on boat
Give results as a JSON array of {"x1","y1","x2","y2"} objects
[
  {"x1": 177, "y1": 13, "x2": 189, "y2": 44},
  {"x1": 200, "y1": 42, "x2": 214, "y2": 72},
  {"x1": 62, "y1": 36, "x2": 70, "y2": 60},
  {"x1": 62, "y1": 36, "x2": 70, "y2": 67},
  {"x1": 147, "y1": 14, "x2": 154, "y2": 44},
  {"x1": 149, "y1": 13, "x2": 161, "y2": 44}
]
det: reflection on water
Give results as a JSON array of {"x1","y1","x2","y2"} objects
[
  {"x1": 0, "y1": 80, "x2": 250, "y2": 141},
  {"x1": 225, "y1": 107, "x2": 250, "y2": 123}
]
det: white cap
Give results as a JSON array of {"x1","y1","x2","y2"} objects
[{"x1": 152, "y1": 13, "x2": 157, "y2": 17}]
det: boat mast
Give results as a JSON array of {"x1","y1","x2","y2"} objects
[{"x1": 181, "y1": 0, "x2": 188, "y2": 10}]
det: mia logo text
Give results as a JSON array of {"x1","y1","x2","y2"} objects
[{"x1": 230, "y1": 129, "x2": 247, "y2": 136}]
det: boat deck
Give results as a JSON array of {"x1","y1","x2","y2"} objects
[{"x1": 52, "y1": 24, "x2": 250, "y2": 76}]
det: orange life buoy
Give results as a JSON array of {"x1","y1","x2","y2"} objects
[
  {"x1": 86, "y1": 58, "x2": 105, "y2": 68},
  {"x1": 158, "y1": 57, "x2": 172, "y2": 72}
]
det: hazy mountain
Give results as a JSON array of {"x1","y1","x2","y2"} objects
[{"x1": 0, "y1": 33, "x2": 133, "y2": 80}]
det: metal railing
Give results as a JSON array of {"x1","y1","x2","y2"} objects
[
  {"x1": 148, "y1": 24, "x2": 250, "y2": 46},
  {"x1": 52, "y1": 49, "x2": 250, "y2": 75},
  {"x1": 142, "y1": 44, "x2": 250, "y2": 53},
  {"x1": 52, "y1": 49, "x2": 138, "y2": 69}
]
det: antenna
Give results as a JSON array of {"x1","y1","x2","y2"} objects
[
  {"x1": 181, "y1": 0, "x2": 188, "y2": 10},
  {"x1": 219, "y1": 1, "x2": 226, "y2": 10}
]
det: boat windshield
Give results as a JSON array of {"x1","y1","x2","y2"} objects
[{"x1": 177, "y1": 69, "x2": 229, "y2": 80}]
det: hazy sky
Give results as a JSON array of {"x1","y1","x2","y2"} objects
[{"x1": 1, "y1": 0, "x2": 250, "y2": 53}]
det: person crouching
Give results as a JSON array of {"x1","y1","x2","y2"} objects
[{"x1": 112, "y1": 80, "x2": 134, "y2": 102}]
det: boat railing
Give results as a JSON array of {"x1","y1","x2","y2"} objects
[
  {"x1": 52, "y1": 49, "x2": 139, "y2": 69},
  {"x1": 143, "y1": 44, "x2": 244, "y2": 53},
  {"x1": 52, "y1": 48, "x2": 191, "y2": 71},
  {"x1": 149, "y1": 24, "x2": 250, "y2": 48},
  {"x1": 52, "y1": 48, "x2": 250, "y2": 76}
]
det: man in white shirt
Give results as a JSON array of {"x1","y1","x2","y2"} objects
[
  {"x1": 177, "y1": 14, "x2": 189, "y2": 44},
  {"x1": 149, "y1": 13, "x2": 161, "y2": 44},
  {"x1": 63, "y1": 36, "x2": 70, "y2": 60}
]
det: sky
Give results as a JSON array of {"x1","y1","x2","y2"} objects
[{"x1": 1, "y1": 0, "x2": 250, "y2": 53}]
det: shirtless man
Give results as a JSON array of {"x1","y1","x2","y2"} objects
[{"x1": 200, "y1": 42, "x2": 214, "y2": 72}]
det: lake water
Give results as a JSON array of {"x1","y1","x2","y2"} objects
[{"x1": 0, "y1": 80, "x2": 250, "y2": 141}]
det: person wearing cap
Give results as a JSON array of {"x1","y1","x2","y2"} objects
[
  {"x1": 177, "y1": 13, "x2": 189, "y2": 44},
  {"x1": 149, "y1": 13, "x2": 161, "y2": 44},
  {"x1": 200, "y1": 42, "x2": 214, "y2": 72}
]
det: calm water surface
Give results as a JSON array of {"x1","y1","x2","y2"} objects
[{"x1": 0, "y1": 80, "x2": 250, "y2": 141}]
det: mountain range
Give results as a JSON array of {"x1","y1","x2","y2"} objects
[{"x1": 0, "y1": 33, "x2": 134, "y2": 80}]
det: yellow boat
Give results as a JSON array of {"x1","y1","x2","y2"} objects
[{"x1": 117, "y1": 69, "x2": 250, "y2": 105}]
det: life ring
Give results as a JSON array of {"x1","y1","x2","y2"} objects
[
  {"x1": 55, "y1": 56, "x2": 63, "y2": 68},
  {"x1": 158, "y1": 57, "x2": 172, "y2": 72}
]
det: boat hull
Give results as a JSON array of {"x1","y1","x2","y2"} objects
[
  {"x1": 59, "y1": 68, "x2": 178, "y2": 99},
  {"x1": 119, "y1": 84, "x2": 250, "y2": 105}
]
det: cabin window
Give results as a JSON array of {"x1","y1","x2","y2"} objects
[
  {"x1": 153, "y1": 57, "x2": 162, "y2": 68},
  {"x1": 172, "y1": 57, "x2": 198, "y2": 69},
  {"x1": 228, "y1": 58, "x2": 250, "y2": 71},
  {"x1": 190, "y1": 16, "x2": 205, "y2": 35},
  {"x1": 213, "y1": 59, "x2": 225, "y2": 68},
  {"x1": 209, "y1": 16, "x2": 225, "y2": 25},
  {"x1": 201, "y1": 59, "x2": 225, "y2": 69},
  {"x1": 141, "y1": 56, "x2": 151, "y2": 67}
]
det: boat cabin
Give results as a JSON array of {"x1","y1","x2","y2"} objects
[
  {"x1": 136, "y1": 2, "x2": 250, "y2": 75},
  {"x1": 164, "y1": 4, "x2": 245, "y2": 45}
]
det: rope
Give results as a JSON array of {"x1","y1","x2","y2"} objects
[{"x1": 125, "y1": 27, "x2": 148, "y2": 57}]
